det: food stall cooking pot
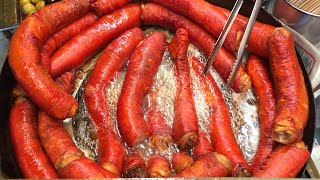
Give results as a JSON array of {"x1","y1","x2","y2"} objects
[{"x1": 0, "y1": 0, "x2": 315, "y2": 178}]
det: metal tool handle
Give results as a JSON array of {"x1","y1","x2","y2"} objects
[
  {"x1": 227, "y1": 0, "x2": 262, "y2": 87},
  {"x1": 203, "y1": 0, "x2": 244, "y2": 75}
]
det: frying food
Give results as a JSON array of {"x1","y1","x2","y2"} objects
[{"x1": 7, "y1": 0, "x2": 310, "y2": 178}]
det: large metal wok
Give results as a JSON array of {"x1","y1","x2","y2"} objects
[{"x1": 0, "y1": 0, "x2": 316, "y2": 178}]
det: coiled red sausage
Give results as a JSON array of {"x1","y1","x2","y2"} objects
[
  {"x1": 84, "y1": 27, "x2": 144, "y2": 175},
  {"x1": 96, "y1": 130, "x2": 125, "y2": 176},
  {"x1": 85, "y1": 27, "x2": 144, "y2": 131},
  {"x1": 50, "y1": 4, "x2": 142, "y2": 78},
  {"x1": 40, "y1": 12, "x2": 99, "y2": 72},
  {"x1": 38, "y1": 111, "x2": 117, "y2": 178},
  {"x1": 269, "y1": 28, "x2": 309, "y2": 144},
  {"x1": 253, "y1": 142, "x2": 310, "y2": 177},
  {"x1": 246, "y1": 55, "x2": 276, "y2": 172},
  {"x1": 141, "y1": 3, "x2": 251, "y2": 92},
  {"x1": 169, "y1": 28, "x2": 199, "y2": 150},
  {"x1": 9, "y1": 96, "x2": 58, "y2": 179},
  {"x1": 8, "y1": 0, "x2": 90, "y2": 119},
  {"x1": 192, "y1": 57, "x2": 251, "y2": 177},
  {"x1": 117, "y1": 32, "x2": 166, "y2": 148},
  {"x1": 149, "y1": 0, "x2": 243, "y2": 53}
]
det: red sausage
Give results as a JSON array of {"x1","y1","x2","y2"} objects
[
  {"x1": 37, "y1": 71, "x2": 116, "y2": 178},
  {"x1": 96, "y1": 130, "x2": 125, "y2": 176},
  {"x1": 191, "y1": 57, "x2": 251, "y2": 177},
  {"x1": 8, "y1": 0, "x2": 90, "y2": 119},
  {"x1": 37, "y1": 111, "x2": 116, "y2": 178},
  {"x1": 172, "y1": 152, "x2": 194, "y2": 174},
  {"x1": 216, "y1": 7, "x2": 275, "y2": 58},
  {"x1": 117, "y1": 32, "x2": 166, "y2": 148},
  {"x1": 122, "y1": 152, "x2": 147, "y2": 178},
  {"x1": 58, "y1": 156, "x2": 118, "y2": 178},
  {"x1": 85, "y1": 27, "x2": 144, "y2": 131},
  {"x1": 175, "y1": 153, "x2": 231, "y2": 177},
  {"x1": 90, "y1": 0, "x2": 132, "y2": 16},
  {"x1": 50, "y1": 4, "x2": 142, "y2": 78},
  {"x1": 253, "y1": 142, "x2": 310, "y2": 178},
  {"x1": 146, "y1": 90, "x2": 173, "y2": 151},
  {"x1": 246, "y1": 55, "x2": 276, "y2": 172},
  {"x1": 141, "y1": 3, "x2": 251, "y2": 92},
  {"x1": 9, "y1": 96, "x2": 58, "y2": 179},
  {"x1": 147, "y1": 155, "x2": 171, "y2": 178},
  {"x1": 84, "y1": 27, "x2": 144, "y2": 175},
  {"x1": 40, "y1": 12, "x2": 99, "y2": 72},
  {"x1": 169, "y1": 28, "x2": 199, "y2": 151},
  {"x1": 268, "y1": 28, "x2": 309, "y2": 144},
  {"x1": 149, "y1": 0, "x2": 243, "y2": 53},
  {"x1": 193, "y1": 130, "x2": 214, "y2": 160}
]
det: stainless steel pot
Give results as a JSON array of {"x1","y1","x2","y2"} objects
[{"x1": 266, "y1": 0, "x2": 320, "y2": 45}]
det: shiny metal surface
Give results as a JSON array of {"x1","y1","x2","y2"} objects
[
  {"x1": 227, "y1": 0, "x2": 262, "y2": 87},
  {"x1": 267, "y1": 0, "x2": 320, "y2": 45}
]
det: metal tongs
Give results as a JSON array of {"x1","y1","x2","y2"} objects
[{"x1": 203, "y1": 0, "x2": 262, "y2": 87}]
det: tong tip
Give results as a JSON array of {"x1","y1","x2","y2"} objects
[{"x1": 202, "y1": 66, "x2": 209, "y2": 75}]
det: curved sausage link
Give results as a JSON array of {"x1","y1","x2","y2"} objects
[
  {"x1": 8, "y1": 0, "x2": 92, "y2": 119},
  {"x1": 169, "y1": 28, "x2": 199, "y2": 151},
  {"x1": 40, "y1": 12, "x2": 99, "y2": 72},
  {"x1": 253, "y1": 142, "x2": 310, "y2": 177},
  {"x1": 38, "y1": 111, "x2": 117, "y2": 178},
  {"x1": 141, "y1": 3, "x2": 251, "y2": 92},
  {"x1": 117, "y1": 32, "x2": 166, "y2": 148},
  {"x1": 84, "y1": 27, "x2": 144, "y2": 176},
  {"x1": 268, "y1": 28, "x2": 309, "y2": 144},
  {"x1": 246, "y1": 55, "x2": 276, "y2": 172},
  {"x1": 58, "y1": 155, "x2": 117, "y2": 178},
  {"x1": 50, "y1": 4, "x2": 142, "y2": 78},
  {"x1": 192, "y1": 57, "x2": 251, "y2": 177},
  {"x1": 85, "y1": 27, "x2": 144, "y2": 131},
  {"x1": 9, "y1": 96, "x2": 58, "y2": 179},
  {"x1": 97, "y1": 130, "x2": 126, "y2": 176},
  {"x1": 149, "y1": 0, "x2": 243, "y2": 53}
]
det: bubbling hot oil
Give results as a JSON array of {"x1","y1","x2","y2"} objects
[{"x1": 71, "y1": 28, "x2": 259, "y2": 164}]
